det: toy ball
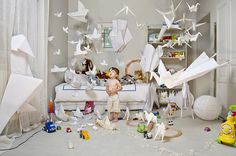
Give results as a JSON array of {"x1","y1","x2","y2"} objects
[{"x1": 193, "y1": 95, "x2": 222, "y2": 120}]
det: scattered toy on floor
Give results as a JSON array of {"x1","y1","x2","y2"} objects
[
  {"x1": 43, "y1": 120, "x2": 56, "y2": 133},
  {"x1": 154, "y1": 122, "x2": 166, "y2": 142},
  {"x1": 79, "y1": 130, "x2": 90, "y2": 140},
  {"x1": 57, "y1": 126, "x2": 62, "y2": 130},
  {"x1": 95, "y1": 116, "x2": 117, "y2": 130},
  {"x1": 216, "y1": 105, "x2": 236, "y2": 147},
  {"x1": 137, "y1": 124, "x2": 146, "y2": 133},
  {"x1": 66, "y1": 127, "x2": 72, "y2": 133},
  {"x1": 204, "y1": 127, "x2": 211, "y2": 132},
  {"x1": 163, "y1": 102, "x2": 178, "y2": 126}
]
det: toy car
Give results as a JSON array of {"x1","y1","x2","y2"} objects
[
  {"x1": 43, "y1": 121, "x2": 56, "y2": 133},
  {"x1": 216, "y1": 105, "x2": 236, "y2": 147},
  {"x1": 66, "y1": 127, "x2": 72, "y2": 133},
  {"x1": 79, "y1": 130, "x2": 90, "y2": 140}
]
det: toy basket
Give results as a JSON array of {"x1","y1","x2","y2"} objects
[{"x1": 125, "y1": 59, "x2": 150, "y2": 83}]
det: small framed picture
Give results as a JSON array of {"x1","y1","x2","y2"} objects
[{"x1": 97, "y1": 22, "x2": 113, "y2": 51}]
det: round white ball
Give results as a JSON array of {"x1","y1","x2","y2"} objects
[{"x1": 193, "y1": 95, "x2": 222, "y2": 120}]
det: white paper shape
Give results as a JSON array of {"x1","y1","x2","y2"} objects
[
  {"x1": 68, "y1": 40, "x2": 79, "y2": 44},
  {"x1": 55, "y1": 104, "x2": 69, "y2": 121},
  {"x1": 176, "y1": 13, "x2": 195, "y2": 23},
  {"x1": 48, "y1": 36, "x2": 55, "y2": 42},
  {"x1": 85, "y1": 28, "x2": 101, "y2": 40},
  {"x1": 109, "y1": 19, "x2": 133, "y2": 52},
  {"x1": 51, "y1": 65, "x2": 67, "y2": 73},
  {"x1": 185, "y1": 22, "x2": 206, "y2": 32},
  {"x1": 63, "y1": 26, "x2": 69, "y2": 34},
  {"x1": 11, "y1": 52, "x2": 33, "y2": 76},
  {"x1": 155, "y1": 0, "x2": 183, "y2": 16},
  {"x1": 54, "y1": 12, "x2": 62, "y2": 18},
  {"x1": 67, "y1": 0, "x2": 89, "y2": 23},
  {"x1": 53, "y1": 49, "x2": 61, "y2": 55},
  {"x1": 85, "y1": 65, "x2": 96, "y2": 75},
  {"x1": 154, "y1": 122, "x2": 166, "y2": 141},
  {"x1": 74, "y1": 40, "x2": 88, "y2": 55},
  {"x1": 0, "y1": 73, "x2": 42, "y2": 134},
  {"x1": 11, "y1": 34, "x2": 34, "y2": 57},
  {"x1": 158, "y1": 60, "x2": 171, "y2": 86},
  {"x1": 100, "y1": 60, "x2": 108, "y2": 66},
  {"x1": 186, "y1": 2, "x2": 200, "y2": 12},
  {"x1": 115, "y1": 4, "x2": 136, "y2": 16}
]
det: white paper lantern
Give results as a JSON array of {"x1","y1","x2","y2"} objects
[{"x1": 193, "y1": 95, "x2": 222, "y2": 120}]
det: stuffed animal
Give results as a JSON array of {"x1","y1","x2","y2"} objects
[
  {"x1": 120, "y1": 74, "x2": 135, "y2": 85},
  {"x1": 134, "y1": 70, "x2": 146, "y2": 83}
]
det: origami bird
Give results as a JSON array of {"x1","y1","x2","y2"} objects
[
  {"x1": 63, "y1": 26, "x2": 69, "y2": 34},
  {"x1": 74, "y1": 40, "x2": 88, "y2": 55},
  {"x1": 186, "y1": 2, "x2": 200, "y2": 12},
  {"x1": 54, "y1": 12, "x2": 62, "y2": 18},
  {"x1": 100, "y1": 60, "x2": 108, "y2": 66},
  {"x1": 51, "y1": 65, "x2": 67, "y2": 73},
  {"x1": 67, "y1": 0, "x2": 89, "y2": 23},
  {"x1": 48, "y1": 36, "x2": 55, "y2": 42},
  {"x1": 155, "y1": 0, "x2": 183, "y2": 17},
  {"x1": 185, "y1": 22, "x2": 206, "y2": 32},
  {"x1": 68, "y1": 40, "x2": 79, "y2": 44},
  {"x1": 115, "y1": 4, "x2": 136, "y2": 16},
  {"x1": 176, "y1": 13, "x2": 195, "y2": 23},
  {"x1": 53, "y1": 49, "x2": 61, "y2": 55}
]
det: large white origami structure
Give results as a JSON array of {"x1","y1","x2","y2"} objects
[
  {"x1": 109, "y1": 19, "x2": 133, "y2": 52},
  {"x1": 0, "y1": 34, "x2": 42, "y2": 134},
  {"x1": 150, "y1": 52, "x2": 226, "y2": 89},
  {"x1": 67, "y1": 0, "x2": 89, "y2": 23}
]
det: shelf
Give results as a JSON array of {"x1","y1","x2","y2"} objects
[
  {"x1": 156, "y1": 86, "x2": 182, "y2": 90},
  {"x1": 161, "y1": 57, "x2": 185, "y2": 60}
]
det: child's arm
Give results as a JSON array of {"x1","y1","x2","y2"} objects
[{"x1": 116, "y1": 81, "x2": 122, "y2": 91}]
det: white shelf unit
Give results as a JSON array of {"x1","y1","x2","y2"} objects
[{"x1": 147, "y1": 25, "x2": 187, "y2": 105}]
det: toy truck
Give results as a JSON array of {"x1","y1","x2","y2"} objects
[
  {"x1": 79, "y1": 130, "x2": 90, "y2": 140},
  {"x1": 43, "y1": 120, "x2": 56, "y2": 133}
]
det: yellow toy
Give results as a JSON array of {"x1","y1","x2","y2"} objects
[
  {"x1": 80, "y1": 130, "x2": 90, "y2": 140},
  {"x1": 216, "y1": 105, "x2": 236, "y2": 147}
]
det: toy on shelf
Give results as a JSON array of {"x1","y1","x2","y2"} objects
[
  {"x1": 216, "y1": 105, "x2": 236, "y2": 147},
  {"x1": 43, "y1": 120, "x2": 56, "y2": 133},
  {"x1": 79, "y1": 130, "x2": 90, "y2": 140}
]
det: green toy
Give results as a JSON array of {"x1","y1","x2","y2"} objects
[{"x1": 137, "y1": 124, "x2": 146, "y2": 133}]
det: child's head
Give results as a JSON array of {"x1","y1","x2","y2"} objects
[{"x1": 109, "y1": 67, "x2": 119, "y2": 79}]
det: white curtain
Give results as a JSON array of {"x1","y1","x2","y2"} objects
[{"x1": 0, "y1": 0, "x2": 49, "y2": 143}]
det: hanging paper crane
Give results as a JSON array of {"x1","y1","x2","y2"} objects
[
  {"x1": 186, "y1": 2, "x2": 200, "y2": 12},
  {"x1": 115, "y1": 3, "x2": 136, "y2": 16}
]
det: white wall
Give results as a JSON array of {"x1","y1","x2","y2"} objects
[
  {"x1": 196, "y1": 0, "x2": 236, "y2": 115},
  {"x1": 48, "y1": 0, "x2": 68, "y2": 100}
]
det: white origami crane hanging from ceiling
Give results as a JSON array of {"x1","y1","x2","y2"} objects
[
  {"x1": 186, "y1": 2, "x2": 200, "y2": 12},
  {"x1": 67, "y1": 0, "x2": 89, "y2": 23},
  {"x1": 115, "y1": 3, "x2": 136, "y2": 17}
]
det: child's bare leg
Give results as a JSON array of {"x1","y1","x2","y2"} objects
[{"x1": 109, "y1": 112, "x2": 114, "y2": 121}]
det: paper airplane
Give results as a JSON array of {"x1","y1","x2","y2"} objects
[
  {"x1": 157, "y1": 60, "x2": 171, "y2": 86},
  {"x1": 181, "y1": 82, "x2": 194, "y2": 119},
  {"x1": 48, "y1": 36, "x2": 55, "y2": 42},
  {"x1": 100, "y1": 60, "x2": 108, "y2": 66},
  {"x1": 115, "y1": 4, "x2": 136, "y2": 16},
  {"x1": 53, "y1": 49, "x2": 61, "y2": 55},
  {"x1": 186, "y1": 2, "x2": 200, "y2": 12},
  {"x1": 63, "y1": 26, "x2": 69, "y2": 33},
  {"x1": 54, "y1": 12, "x2": 62, "y2": 18},
  {"x1": 0, "y1": 73, "x2": 42, "y2": 134},
  {"x1": 51, "y1": 65, "x2": 67, "y2": 73},
  {"x1": 85, "y1": 65, "x2": 97, "y2": 76},
  {"x1": 155, "y1": 0, "x2": 183, "y2": 16},
  {"x1": 163, "y1": 15, "x2": 175, "y2": 29},
  {"x1": 185, "y1": 22, "x2": 206, "y2": 32},
  {"x1": 67, "y1": 0, "x2": 89, "y2": 23},
  {"x1": 74, "y1": 40, "x2": 88, "y2": 55},
  {"x1": 85, "y1": 28, "x2": 101, "y2": 40},
  {"x1": 68, "y1": 40, "x2": 79, "y2": 44},
  {"x1": 151, "y1": 52, "x2": 228, "y2": 88},
  {"x1": 11, "y1": 34, "x2": 34, "y2": 57}
]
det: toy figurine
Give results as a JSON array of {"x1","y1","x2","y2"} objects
[
  {"x1": 216, "y1": 105, "x2": 236, "y2": 147},
  {"x1": 163, "y1": 102, "x2": 178, "y2": 126},
  {"x1": 57, "y1": 126, "x2": 62, "y2": 130}
]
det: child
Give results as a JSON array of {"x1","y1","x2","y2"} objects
[{"x1": 106, "y1": 67, "x2": 122, "y2": 122}]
